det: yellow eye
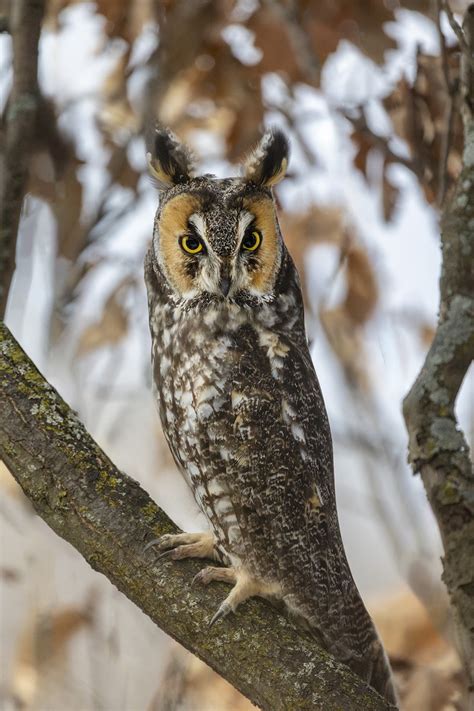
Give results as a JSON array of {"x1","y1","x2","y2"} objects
[
  {"x1": 180, "y1": 234, "x2": 204, "y2": 254},
  {"x1": 241, "y1": 229, "x2": 261, "y2": 252}
]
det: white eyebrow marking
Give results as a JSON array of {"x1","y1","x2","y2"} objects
[
  {"x1": 189, "y1": 213, "x2": 206, "y2": 238},
  {"x1": 237, "y1": 210, "x2": 254, "y2": 244}
]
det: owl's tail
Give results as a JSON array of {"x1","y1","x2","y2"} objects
[
  {"x1": 348, "y1": 635, "x2": 398, "y2": 707},
  {"x1": 288, "y1": 601, "x2": 399, "y2": 707}
]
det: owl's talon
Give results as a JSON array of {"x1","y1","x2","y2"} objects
[
  {"x1": 156, "y1": 546, "x2": 197, "y2": 561},
  {"x1": 143, "y1": 537, "x2": 163, "y2": 553},
  {"x1": 192, "y1": 566, "x2": 237, "y2": 587},
  {"x1": 143, "y1": 533, "x2": 179, "y2": 553},
  {"x1": 209, "y1": 601, "x2": 233, "y2": 627},
  {"x1": 190, "y1": 572, "x2": 200, "y2": 587},
  {"x1": 192, "y1": 569, "x2": 210, "y2": 586},
  {"x1": 145, "y1": 532, "x2": 218, "y2": 562}
]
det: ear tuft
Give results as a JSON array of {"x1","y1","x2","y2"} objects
[
  {"x1": 244, "y1": 129, "x2": 289, "y2": 187},
  {"x1": 147, "y1": 127, "x2": 195, "y2": 190}
]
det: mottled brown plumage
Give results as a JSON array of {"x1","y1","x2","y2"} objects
[{"x1": 145, "y1": 127, "x2": 398, "y2": 705}]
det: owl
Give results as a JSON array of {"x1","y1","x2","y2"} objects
[{"x1": 144, "y1": 127, "x2": 397, "y2": 705}]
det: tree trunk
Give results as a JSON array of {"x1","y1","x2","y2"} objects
[{"x1": 403, "y1": 5, "x2": 474, "y2": 704}]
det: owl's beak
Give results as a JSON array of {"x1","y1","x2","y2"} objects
[{"x1": 219, "y1": 267, "x2": 231, "y2": 297}]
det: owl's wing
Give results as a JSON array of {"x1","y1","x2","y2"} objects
[
  {"x1": 226, "y1": 328, "x2": 391, "y2": 696},
  {"x1": 228, "y1": 332, "x2": 337, "y2": 608}
]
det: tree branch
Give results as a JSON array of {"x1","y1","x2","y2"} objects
[
  {"x1": 403, "y1": 4, "x2": 474, "y2": 703},
  {"x1": 0, "y1": 322, "x2": 393, "y2": 711},
  {"x1": 0, "y1": 0, "x2": 46, "y2": 318}
]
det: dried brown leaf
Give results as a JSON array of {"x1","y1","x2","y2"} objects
[
  {"x1": 249, "y1": 0, "x2": 396, "y2": 75},
  {"x1": 148, "y1": 646, "x2": 254, "y2": 711},
  {"x1": 11, "y1": 591, "x2": 98, "y2": 708},
  {"x1": 370, "y1": 589, "x2": 464, "y2": 711},
  {"x1": 247, "y1": 5, "x2": 306, "y2": 83},
  {"x1": 343, "y1": 242, "x2": 379, "y2": 325},
  {"x1": 279, "y1": 207, "x2": 347, "y2": 312},
  {"x1": 352, "y1": 130, "x2": 373, "y2": 178},
  {"x1": 26, "y1": 98, "x2": 87, "y2": 263},
  {"x1": 382, "y1": 170, "x2": 400, "y2": 223},
  {"x1": 0, "y1": 566, "x2": 21, "y2": 583},
  {"x1": 153, "y1": 0, "x2": 399, "y2": 158},
  {"x1": 105, "y1": 145, "x2": 140, "y2": 193},
  {"x1": 95, "y1": 0, "x2": 151, "y2": 42},
  {"x1": 301, "y1": 232, "x2": 379, "y2": 390},
  {"x1": 44, "y1": 0, "x2": 82, "y2": 30},
  {"x1": 384, "y1": 49, "x2": 463, "y2": 206},
  {"x1": 52, "y1": 159, "x2": 86, "y2": 261},
  {"x1": 419, "y1": 323, "x2": 436, "y2": 348},
  {"x1": 371, "y1": 589, "x2": 449, "y2": 664},
  {"x1": 319, "y1": 306, "x2": 370, "y2": 390},
  {"x1": 307, "y1": 1, "x2": 396, "y2": 66},
  {"x1": 75, "y1": 277, "x2": 134, "y2": 357}
]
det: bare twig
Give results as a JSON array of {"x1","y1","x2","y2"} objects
[
  {"x1": 0, "y1": 0, "x2": 46, "y2": 317},
  {"x1": 460, "y1": 4, "x2": 474, "y2": 118},
  {"x1": 436, "y1": 0, "x2": 465, "y2": 207},
  {"x1": 436, "y1": 0, "x2": 456, "y2": 204},
  {"x1": 0, "y1": 323, "x2": 394, "y2": 711},
  {"x1": 438, "y1": 96, "x2": 456, "y2": 206},
  {"x1": 443, "y1": 0, "x2": 469, "y2": 51},
  {"x1": 437, "y1": 0, "x2": 455, "y2": 93}
]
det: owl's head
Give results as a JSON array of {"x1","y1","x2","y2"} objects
[{"x1": 148, "y1": 127, "x2": 290, "y2": 307}]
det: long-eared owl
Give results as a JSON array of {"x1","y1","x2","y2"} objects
[{"x1": 144, "y1": 127, "x2": 397, "y2": 705}]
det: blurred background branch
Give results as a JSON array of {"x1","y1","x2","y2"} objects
[{"x1": 0, "y1": 0, "x2": 45, "y2": 316}]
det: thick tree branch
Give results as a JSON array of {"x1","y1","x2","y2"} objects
[
  {"x1": 403, "y1": 4, "x2": 474, "y2": 702},
  {"x1": 0, "y1": 0, "x2": 46, "y2": 318},
  {"x1": 0, "y1": 323, "x2": 393, "y2": 711}
]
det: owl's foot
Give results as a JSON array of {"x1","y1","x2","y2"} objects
[
  {"x1": 144, "y1": 531, "x2": 218, "y2": 561},
  {"x1": 192, "y1": 565, "x2": 237, "y2": 587},
  {"x1": 192, "y1": 568, "x2": 280, "y2": 628}
]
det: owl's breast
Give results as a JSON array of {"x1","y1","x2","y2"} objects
[
  {"x1": 150, "y1": 297, "x2": 331, "y2": 577},
  {"x1": 152, "y1": 304, "x2": 247, "y2": 561}
]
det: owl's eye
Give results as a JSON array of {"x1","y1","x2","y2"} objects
[
  {"x1": 180, "y1": 234, "x2": 204, "y2": 254},
  {"x1": 241, "y1": 229, "x2": 261, "y2": 252}
]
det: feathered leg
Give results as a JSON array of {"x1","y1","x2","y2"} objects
[
  {"x1": 145, "y1": 535, "x2": 281, "y2": 628},
  {"x1": 198, "y1": 569, "x2": 281, "y2": 627}
]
